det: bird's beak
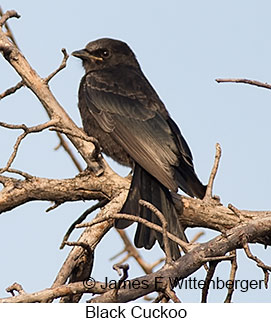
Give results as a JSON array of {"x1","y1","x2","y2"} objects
[{"x1": 72, "y1": 49, "x2": 103, "y2": 61}]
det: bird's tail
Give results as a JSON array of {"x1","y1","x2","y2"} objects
[{"x1": 115, "y1": 163, "x2": 187, "y2": 260}]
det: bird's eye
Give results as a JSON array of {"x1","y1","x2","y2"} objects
[{"x1": 101, "y1": 49, "x2": 110, "y2": 58}]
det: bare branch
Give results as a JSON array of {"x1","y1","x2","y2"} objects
[
  {"x1": 201, "y1": 261, "x2": 219, "y2": 303},
  {"x1": 50, "y1": 126, "x2": 100, "y2": 149},
  {"x1": 6, "y1": 282, "x2": 25, "y2": 296},
  {"x1": 113, "y1": 230, "x2": 163, "y2": 274},
  {"x1": 0, "y1": 119, "x2": 58, "y2": 174},
  {"x1": 203, "y1": 255, "x2": 235, "y2": 263},
  {"x1": 216, "y1": 78, "x2": 271, "y2": 90},
  {"x1": 90, "y1": 214, "x2": 271, "y2": 302},
  {"x1": 54, "y1": 133, "x2": 83, "y2": 172},
  {"x1": 112, "y1": 263, "x2": 130, "y2": 293},
  {"x1": 204, "y1": 143, "x2": 222, "y2": 200},
  {"x1": 0, "y1": 80, "x2": 24, "y2": 100},
  {"x1": 164, "y1": 285, "x2": 181, "y2": 303},
  {"x1": 60, "y1": 198, "x2": 109, "y2": 249},
  {"x1": 1, "y1": 280, "x2": 108, "y2": 303},
  {"x1": 52, "y1": 189, "x2": 128, "y2": 289},
  {"x1": 190, "y1": 231, "x2": 205, "y2": 243},
  {"x1": 63, "y1": 241, "x2": 93, "y2": 255},
  {"x1": 0, "y1": 18, "x2": 103, "y2": 173},
  {"x1": 0, "y1": 10, "x2": 20, "y2": 27},
  {"x1": 44, "y1": 48, "x2": 69, "y2": 83},
  {"x1": 76, "y1": 212, "x2": 189, "y2": 252},
  {"x1": 243, "y1": 241, "x2": 271, "y2": 288},
  {"x1": 139, "y1": 199, "x2": 173, "y2": 263},
  {"x1": 224, "y1": 250, "x2": 237, "y2": 303},
  {"x1": 0, "y1": 7, "x2": 19, "y2": 48},
  {"x1": 3, "y1": 168, "x2": 33, "y2": 179}
]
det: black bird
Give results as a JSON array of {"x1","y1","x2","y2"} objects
[{"x1": 72, "y1": 38, "x2": 206, "y2": 260}]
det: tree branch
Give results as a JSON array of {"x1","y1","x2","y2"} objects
[
  {"x1": 0, "y1": 11, "x2": 104, "y2": 173},
  {"x1": 88, "y1": 214, "x2": 271, "y2": 302},
  {"x1": 0, "y1": 80, "x2": 24, "y2": 100},
  {"x1": 216, "y1": 78, "x2": 271, "y2": 90}
]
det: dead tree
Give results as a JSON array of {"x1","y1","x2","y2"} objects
[{"x1": 0, "y1": 9, "x2": 271, "y2": 303}]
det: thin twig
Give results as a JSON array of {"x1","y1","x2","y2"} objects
[
  {"x1": 0, "y1": 119, "x2": 58, "y2": 174},
  {"x1": 204, "y1": 143, "x2": 222, "y2": 200},
  {"x1": 60, "y1": 199, "x2": 109, "y2": 249},
  {"x1": 112, "y1": 263, "x2": 129, "y2": 287},
  {"x1": 190, "y1": 231, "x2": 205, "y2": 243},
  {"x1": 0, "y1": 7, "x2": 19, "y2": 47},
  {"x1": 108, "y1": 263, "x2": 130, "y2": 299},
  {"x1": 201, "y1": 261, "x2": 219, "y2": 303},
  {"x1": 0, "y1": 9, "x2": 20, "y2": 27},
  {"x1": 139, "y1": 199, "x2": 172, "y2": 263},
  {"x1": 55, "y1": 133, "x2": 83, "y2": 172},
  {"x1": 164, "y1": 285, "x2": 181, "y2": 303},
  {"x1": 0, "y1": 80, "x2": 24, "y2": 100},
  {"x1": 6, "y1": 282, "x2": 25, "y2": 296},
  {"x1": 46, "y1": 201, "x2": 63, "y2": 212},
  {"x1": 228, "y1": 203, "x2": 246, "y2": 223},
  {"x1": 114, "y1": 229, "x2": 164, "y2": 274},
  {"x1": 243, "y1": 241, "x2": 271, "y2": 288},
  {"x1": 203, "y1": 255, "x2": 235, "y2": 263},
  {"x1": 50, "y1": 126, "x2": 101, "y2": 162},
  {"x1": 50, "y1": 126, "x2": 100, "y2": 150},
  {"x1": 63, "y1": 241, "x2": 92, "y2": 255},
  {"x1": 50, "y1": 126, "x2": 98, "y2": 143},
  {"x1": 216, "y1": 78, "x2": 271, "y2": 90},
  {"x1": 224, "y1": 250, "x2": 237, "y2": 303},
  {"x1": 76, "y1": 212, "x2": 189, "y2": 252},
  {"x1": 1, "y1": 280, "x2": 109, "y2": 303},
  {"x1": 4, "y1": 168, "x2": 33, "y2": 179},
  {"x1": 44, "y1": 48, "x2": 69, "y2": 84}
]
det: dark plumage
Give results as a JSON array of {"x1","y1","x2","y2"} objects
[{"x1": 72, "y1": 38, "x2": 206, "y2": 259}]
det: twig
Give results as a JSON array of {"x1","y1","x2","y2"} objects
[
  {"x1": 50, "y1": 126, "x2": 98, "y2": 144},
  {"x1": 46, "y1": 201, "x2": 63, "y2": 212},
  {"x1": 243, "y1": 241, "x2": 271, "y2": 288},
  {"x1": 76, "y1": 212, "x2": 189, "y2": 252},
  {"x1": 44, "y1": 48, "x2": 69, "y2": 84},
  {"x1": 6, "y1": 282, "x2": 25, "y2": 296},
  {"x1": 63, "y1": 241, "x2": 92, "y2": 255},
  {"x1": 60, "y1": 199, "x2": 109, "y2": 249},
  {"x1": 190, "y1": 231, "x2": 204, "y2": 243},
  {"x1": 139, "y1": 199, "x2": 172, "y2": 263},
  {"x1": 50, "y1": 126, "x2": 101, "y2": 163},
  {"x1": 2, "y1": 168, "x2": 33, "y2": 179},
  {"x1": 0, "y1": 7, "x2": 19, "y2": 48},
  {"x1": 216, "y1": 78, "x2": 271, "y2": 90},
  {"x1": 0, "y1": 9, "x2": 20, "y2": 27},
  {"x1": 113, "y1": 263, "x2": 129, "y2": 287},
  {"x1": 0, "y1": 80, "x2": 24, "y2": 100},
  {"x1": 164, "y1": 285, "x2": 181, "y2": 303},
  {"x1": 0, "y1": 119, "x2": 58, "y2": 174},
  {"x1": 203, "y1": 255, "x2": 235, "y2": 263},
  {"x1": 153, "y1": 293, "x2": 165, "y2": 303},
  {"x1": 50, "y1": 126, "x2": 101, "y2": 158},
  {"x1": 204, "y1": 143, "x2": 222, "y2": 200},
  {"x1": 54, "y1": 133, "x2": 83, "y2": 172},
  {"x1": 113, "y1": 230, "x2": 164, "y2": 274},
  {"x1": 228, "y1": 203, "x2": 248, "y2": 224},
  {"x1": 201, "y1": 261, "x2": 219, "y2": 303},
  {"x1": 224, "y1": 250, "x2": 237, "y2": 303},
  {"x1": 1, "y1": 10, "x2": 103, "y2": 174},
  {"x1": 1, "y1": 280, "x2": 108, "y2": 303}
]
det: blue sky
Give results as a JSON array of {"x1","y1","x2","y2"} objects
[{"x1": 0, "y1": 0, "x2": 271, "y2": 302}]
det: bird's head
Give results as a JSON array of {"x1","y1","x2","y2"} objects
[{"x1": 72, "y1": 38, "x2": 140, "y2": 73}]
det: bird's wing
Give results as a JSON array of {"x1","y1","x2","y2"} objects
[{"x1": 82, "y1": 68, "x2": 180, "y2": 191}]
